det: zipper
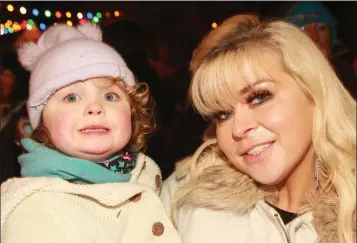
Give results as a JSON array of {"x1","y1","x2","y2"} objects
[{"x1": 274, "y1": 214, "x2": 291, "y2": 243}]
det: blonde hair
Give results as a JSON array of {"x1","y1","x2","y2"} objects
[
  {"x1": 18, "y1": 77, "x2": 156, "y2": 152},
  {"x1": 174, "y1": 15, "x2": 356, "y2": 242}
]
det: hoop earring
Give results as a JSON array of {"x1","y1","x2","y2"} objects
[{"x1": 315, "y1": 158, "x2": 321, "y2": 189}]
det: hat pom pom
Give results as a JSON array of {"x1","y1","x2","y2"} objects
[
  {"x1": 77, "y1": 23, "x2": 102, "y2": 41},
  {"x1": 17, "y1": 42, "x2": 43, "y2": 71}
]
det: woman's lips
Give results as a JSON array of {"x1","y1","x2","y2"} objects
[{"x1": 242, "y1": 141, "x2": 274, "y2": 164}]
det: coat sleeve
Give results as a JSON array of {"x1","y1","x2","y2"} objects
[
  {"x1": 2, "y1": 185, "x2": 183, "y2": 243},
  {"x1": 160, "y1": 172, "x2": 186, "y2": 217},
  {"x1": 2, "y1": 192, "x2": 69, "y2": 243}
]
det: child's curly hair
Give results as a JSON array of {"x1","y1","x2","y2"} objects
[{"x1": 18, "y1": 77, "x2": 156, "y2": 153}]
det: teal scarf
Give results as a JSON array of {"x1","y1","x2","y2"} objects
[{"x1": 18, "y1": 138, "x2": 138, "y2": 184}]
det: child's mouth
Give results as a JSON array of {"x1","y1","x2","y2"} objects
[
  {"x1": 79, "y1": 125, "x2": 110, "y2": 134},
  {"x1": 81, "y1": 128, "x2": 108, "y2": 132}
]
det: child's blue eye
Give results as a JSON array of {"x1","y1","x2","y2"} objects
[
  {"x1": 104, "y1": 92, "x2": 119, "y2": 102},
  {"x1": 64, "y1": 93, "x2": 80, "y2": 103}
]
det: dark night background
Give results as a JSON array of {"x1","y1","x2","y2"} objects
[
  {"x1": 1, "y1": 2, "x2": 356, "y2": 53},
  {"x1": 1, "y1": 1, "x2": 356, "y2": 180}
]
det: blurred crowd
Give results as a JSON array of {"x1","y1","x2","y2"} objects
[{"x1": 1, "y1": 2, "x2": 356, "y2": 181}]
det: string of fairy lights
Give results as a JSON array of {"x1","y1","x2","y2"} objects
[
  {"x1": 1, "y1": 3, "x2": 220, "y2": 36},
  {"x1": 1, "y1": 3, "x2": 122, "y2": 36}
]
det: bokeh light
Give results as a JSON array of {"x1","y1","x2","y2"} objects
[
  {"x1": 7, "y1": 4, "x2": 14, "y2": 12},
  {"x1": 39, "y1": 23, "x2": 46, "y2": 30},
  {"x1": 92, "y1": 16, "x2": 99, "y2": 23},
  {"x1": 20, "y1": 7, "x2": 27, "y2": 14},
  {"x1": 21, "y1": 21, "x2": 27, "y2": 29},
  {"x1": 32, "y1": 9, "x2": 39, "y2": 16},
  {"x1": 77, "y1": 12, "x2": 83, "y2": 19},
  {"x1": 28, "y1": 19, "x2": 35, "y2": 25},
  {"x1": 55, "y1": 11, "x2": 62, "y2": 19},
  {"x1": 79, "y1": 19, "x2": 87, "y2": 25},
  {"x1": 44, "y1": 10, "x2": 52, "y2": 18}
]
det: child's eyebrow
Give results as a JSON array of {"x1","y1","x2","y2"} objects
[{"x1": 100, "y1": 85, "x2": 123, "y2": 91}]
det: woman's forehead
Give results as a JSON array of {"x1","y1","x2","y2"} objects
[
  {"x1": 207, "y1": 51, "x2": 282, "y2": 88},
  {"x1": 192, "y1": 50, "x2": 288, "y2": 115}
]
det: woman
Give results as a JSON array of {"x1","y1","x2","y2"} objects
[{"x1": 160, "y1": 15, "x2": 356, "y2": 243}]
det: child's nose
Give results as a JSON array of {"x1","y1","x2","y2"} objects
[{"x1": 84, "y1": 103, "x2": 105, "y2": 116}]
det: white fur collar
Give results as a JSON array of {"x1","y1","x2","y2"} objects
[{"x1": 176, "y1": 163, "x2": 355, "y2": 243}]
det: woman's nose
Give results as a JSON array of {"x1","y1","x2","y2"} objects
[{"x1": 231, "y1": 105, "x2": 258, "y2": 139}]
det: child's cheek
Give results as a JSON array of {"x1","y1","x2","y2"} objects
[{"x1": 46, "y1": 110, "x2": 75, "y2": 142}]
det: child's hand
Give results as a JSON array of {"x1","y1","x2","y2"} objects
[{"x1": 18, "y1": 138, "x2": 132, "y2": 184}]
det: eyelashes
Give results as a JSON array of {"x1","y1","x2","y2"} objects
[
  {"x1": 63, "y1": 93, "x2": 80, "y2": 103},
  {"x1": 213, "y1": 111, "x2": 233, "y2": 121},
  {"x1": 246, "y1": 89, "x2": 273, "y2": 106},
  {"x1": 61, "y1": 92, "x2": 121, "y2": 103},
  {"x1": 212, "y1": 88, "x2": 273, "y2": 121}
]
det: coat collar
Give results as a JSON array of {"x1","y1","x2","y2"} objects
[
  {"x1": 1, "y1": 152, "x2": 161, "y2": 233},
  {"x1": 176, "y1": 161, "x2": 353, "y2": 243}
]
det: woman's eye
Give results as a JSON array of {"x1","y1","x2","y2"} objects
[
  {"x1": 246, "y1": 90, "x2": 272, "y2": 105},
  {"x1": 64, "y1": 93, "x2": 80, "y2": 103},
  {"x1": 104, "y1": 92, "x2": 119, "y2": 102},
  {"x1": 215, "y1": 111, "x2": 233, "y2": 121}
]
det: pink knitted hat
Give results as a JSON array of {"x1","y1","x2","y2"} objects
[{"x1": 18, "y1": 23, "x2": 136, "y2": 129}]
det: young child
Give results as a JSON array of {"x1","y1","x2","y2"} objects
[{"x1": 1, "y1": 23, "x2": 182, "y2": 243}]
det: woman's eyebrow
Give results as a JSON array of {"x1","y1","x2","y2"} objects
[{"x1": 240, "y1": 79, "x2": 274, "y2": 95}]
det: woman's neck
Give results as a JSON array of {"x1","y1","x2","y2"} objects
[{"x1": 275, "y1": 146, "x2": 316, "y2": 213}]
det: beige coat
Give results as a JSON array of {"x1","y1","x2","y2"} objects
[
  {"x1": 1, "y1": 154, "x2": 182, "y2": 243},
  {"x1": 161, "y1": 162, "x2": 355, "y2": 243}
]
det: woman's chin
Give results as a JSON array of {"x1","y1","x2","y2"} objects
[{"x1": 252, "y1": 173, "x2": 285, "y2": 186}]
